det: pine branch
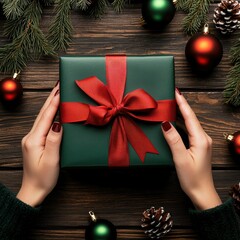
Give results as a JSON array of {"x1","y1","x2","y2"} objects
[
  {"x1": 230, "y1": 35, "x2": 240, "y2": 65},
  {"x1": 72, "y1": 0, "x2": 92, "y2": 11},
  {"x1": 0, "y1": 28, "x2": 33, "y2": 73},
  {"x1": 112, "y1": 0, "x2": 129, "y2": 12},
  {"x1": 4, "y1": 0, "x2": 43, "y2": 40},
  {"x1": 0, "y1": 0, "x2": 55, "y2": 73},
  {"x1": 182, "y1": 0, "x2": 212, "y2": 35},
  {"x1": 223, "y1": 63, "x2": 240, "y2": 106},
  {"x1": 175, "y1": 0, "x2": 194, "y2": 13},
  {"x1": 2, "y1": 0, "x2": 30, "y2": 19},
  {"x1": 48, "y1": 0, "x2": 73, "y2": 51},
  {"x1": 87, "y1": 0, "x2": 108, "y2": 18}
]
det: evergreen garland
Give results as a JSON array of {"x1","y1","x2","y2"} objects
[
  {"x1": 0, "y1": 0, "x2": 129, "y2": 73},
  {"x1": 48, "y1": 0, "x2": 73, "y2": 51},
  {"x1": 224, "y1": 35, "x2": 240, "y2": 106},
  {"x1": 0, "y1": 0, "x2": 239, "y2": 106},
  {"x1": 176, "y1": 0, "x2": 213, "y2": 36},
  {"x1": 0, "y1": 0, "x2": 55, "y2": 73}
]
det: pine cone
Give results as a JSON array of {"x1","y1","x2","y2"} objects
[
  {"x1": 213, "y1": 0, "x2": 240, "y2": 34},
  {"x1": 141, "y1": 206, "x2": 173, "y2": 239},
  {"x1": 229, "y1": 182, "x2": 240, "y2": 213}
]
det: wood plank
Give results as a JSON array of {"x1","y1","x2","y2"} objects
[
  {"x1": 0, "y1": 4, "x2": 237, "y2": 90},
  {"x1": 29, "y1": 228, "x2": 197, "y2": 239},
  {"x1": 0, "y1": 92, "x2": 239, "y2": 167},
  {"x1": 1, "y1": 169, "x2": 239, "y2": 227}
]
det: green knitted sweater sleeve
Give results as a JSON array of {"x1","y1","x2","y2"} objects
[
  {"x1": 189, "y1": 199, "x2": 240, "y2": 240},
  {"x1": 0, "y1": 183, "x2": 40, "y2": 240}
]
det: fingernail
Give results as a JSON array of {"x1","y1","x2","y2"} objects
[
  {"x1": 55, "y1": 80, "x2": 60, "y2": 87},
  {"x1": 54, "y1": 89, "x2": 59, "y2": 96},
  {"x1": 52, "y1": 122, "x2": 61, "y2": 132},
  {"x1": 162, "y1": 121, "x2": 172, "y2": 132},
  {"x1": 175, "y1": 87, "x2": 182, "y2": 95}
]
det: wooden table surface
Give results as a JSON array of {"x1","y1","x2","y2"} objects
[{"x1": 0, "y1": 2, "x2": 240, "y2": 239}]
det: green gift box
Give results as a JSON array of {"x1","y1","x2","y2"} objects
[{"x1": 60, "y1": 55, "x2": 176, "y2": 168}]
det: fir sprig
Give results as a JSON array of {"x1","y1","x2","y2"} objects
[
  {"x1": 1, "y1": 0, "x2": 30, "y2": 19},
  {"x1": 112, "y1": 0, "x2": 129, "y2": 13},
  {"x1": 230, "y1": 36, "x2": 240, "y2": 65},
  {"x1": 223, "y1": 63, "x2": 240, "y2": 106},
  {"x1": 72, "y1": 0, "x2": 92, "y2": 11},
  {"x1": 224, "y1": 35, "x2": 240, "y2": 106},
  {"x1": 182, "y1": 0, "x2": 213, "y2": 35},
  {"x1": 0, "y1": 0, "x2": 55, "y2": 73},
  {"x1": 48, "y1": 0, "x2": 73, "y2": 51},
  {"x1": 175, "y1": 0, "x2": 194, "y2": 13},
  {"x1": 87, "y1": 0, "x2": 108, "y2": 18}
]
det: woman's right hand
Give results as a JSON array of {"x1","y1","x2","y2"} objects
[
  {"x1": 17, "y1": 83, "x2": 62, "y2": 207},
  {"x1": 161, "y1": 88, "x2": 222, "y2": 211}
]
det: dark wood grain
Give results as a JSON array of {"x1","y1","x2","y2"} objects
[
  {"x1": 0, "y1": 92, "x2": 239, "y2": 167},
  {"x1": 1, "y1": 169, "x2": 238, "y2": 227},
  {"x1": 29, "y1": 228, "x2": 197, "y2": 239}
]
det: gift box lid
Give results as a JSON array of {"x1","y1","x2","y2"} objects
[{"x1": 60, "y1": 55, "x2": 176, "y2": 168}]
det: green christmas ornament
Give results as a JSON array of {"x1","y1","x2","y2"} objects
[
  {"x1": 142, "y1": 0, "x2": 176, "y2": 28},
  {"x1": 85, "y1": 211, "x2": 117, "y2": 240}
]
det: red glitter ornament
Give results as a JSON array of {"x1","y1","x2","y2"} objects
[
  {"x1": 225, "y1": 131, "x2": 240, "y2": 160},
  {"x1": 185, "y1": 24, "x2": 223, "y2": 74},
  {"x1": 0, "y1": 72, "x2": 23, "y2": 105}
]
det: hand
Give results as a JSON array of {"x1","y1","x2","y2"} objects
[
  {"x1": 161, "y1": 88, "x2": 222, "y2": 211},
  {"x1": 17, "y1": 83, "x2": 62, "y2": 207}
]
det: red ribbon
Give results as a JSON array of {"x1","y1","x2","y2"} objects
[{"x1": 61, "y1": 56, "x2": 176, "y2": 167}]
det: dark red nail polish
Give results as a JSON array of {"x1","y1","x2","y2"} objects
[
  {"x1": 175, "y1": 87, "x2": 182, "y2": 95},
  {"x1": 55, "y1": 80, "x2": 60, "y2": 87},
  {"x1": 162, "y1": 121, "x2": 171, "y2": 132},
  {"x1": 54, "y1": 89, "x2": 59, "y2": 96},
  {"x1": 52, "y1": 122, "x2": 61, "y2": 132}
]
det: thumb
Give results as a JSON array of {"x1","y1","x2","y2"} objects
[
  {"x1": 43, "y1": 122, "x2": 63, "y2": 165},
  {"x1": 161, "y1": 121, "x2": 187, "y2": 163}
]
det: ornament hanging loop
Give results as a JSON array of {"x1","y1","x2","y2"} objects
[
  {"x1": 13, "y1": 71, "x2": 21, "y2": 79},
  {"x1": 223, "y1": 133, "x2": 234, "y2": 142},
  {"x1": 203, "y1": 23, "x2": 209, "y2": 34},
  {"x1": 89, "y1": 211, "x2": 97, "y2": 222}
]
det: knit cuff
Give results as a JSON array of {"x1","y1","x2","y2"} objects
[
  {"x1": 189, "y1": 199, "x2": 240, "y2": 240},
  {"x1": 0, "y1": 183, "x2": 40, "y2": 240}
]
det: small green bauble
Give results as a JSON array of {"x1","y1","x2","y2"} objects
[
  {"x1": 85, "y1": 211, "x2": 117, "y2": 240},
  {"x1": 142, "y1": 0, "x2": 176, "y2": 28}
]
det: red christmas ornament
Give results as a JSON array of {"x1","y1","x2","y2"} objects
[
  {"x1": 185, "y1": 24, "x2": 223, "y2": 74},
  {"x1": 0, "y1": 73, "x2": 23, "y2": 105},
  {"x1": 225, "y1": 131, "x2": 240, "y2": 160}
]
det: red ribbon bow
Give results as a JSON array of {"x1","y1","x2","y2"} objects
[{"x1": 61, "y1": 56, "x2": 176, "y2": 166}]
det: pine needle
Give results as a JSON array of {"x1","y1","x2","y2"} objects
[
  {"x1": 48, "y1": 0, "x2": 73, "y2": 51},
  {"x1": 182, "y1": 0, "x2": 212, "y2": 35},
  {"x1": 87, "y1": 0, "x2": 108, "y2": 18},
  {"x1": 223, "y1": 63, "x2": 240, "y2": 106},
  {"x1": 72, "y1": 0, "x2": 92, "y2": 11},
  {"x1": 112, "y1": 0, "x2": 128, "y2": 13},
  {"x1": 2, "y1": 0, "x2": 30, "y2": 19},
  {"x1": 230, "y1": 35, "x2": 240, "y2": 65},
  {"x1": 0, "y1": 0, "x2": 55, "y2": 73},
  {"x1": 175, "y1": 0, "x2": 194, "y2": 13}
]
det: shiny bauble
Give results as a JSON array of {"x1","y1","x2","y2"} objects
[
  {"x1": 185, "y1": 26, "x2": 223, "y2": 74},
  {"x1": 142, "y1": 0, "x2": 176, "y2": 28},
  {"x1": 0, "y1": 77, "x2": 23, "y2": 104},
  {"x1": 85, "y1": 212, "x2": 117, "y2": 240},
  {"x1": 225, "y1": 131, "x2": 240, "y2": 159}
]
